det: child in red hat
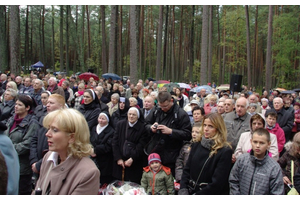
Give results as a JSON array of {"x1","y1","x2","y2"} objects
[{"x1": 140, "y1": 153, "x2": 175, "y2": 195}]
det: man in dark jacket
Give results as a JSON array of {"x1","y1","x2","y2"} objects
[
  {"x1": 145, "y1": 91, "x2": 192, "y2": 176},
  {"x1": 266, "y1": 97, "x2": 294, "y2": 143}
]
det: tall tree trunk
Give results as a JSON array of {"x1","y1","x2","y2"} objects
[
  {"x1": 9, "y1": 5, "x2": 20, "y2": 75},
  {"x1": 266, "y1": 5, "x2": 273, "y2": 92},
  {"x1": 101, "y1": 5, "x2": 107, "y2": 74},
  {"x1": 79, "y1": 5, "x2": 85, "y2": 72},
  {"x1": 119, "y1": 5, "x2": 123, "y2": 75},
  {"x1": 171, "y1": 6, "x2": 175, "y2": 81},
  {"x1": 0, "y1": 6, "x2": 8, "y2": 72},
  {"x1": 189, "y1": 5, "x2": 195, "y2": 83},
  {"x1": 207, "y1": 5, "x2": 213, "y2": 83},
  {"x1": 51, "y1": 6, "x2": 55, "y2": 72},
  {"x1": 129, "y1": 5, "x2": 138, "y2": 84},
  {"x1": 66, "y1": 5, "x2": 70, "y2": 74},
  {"x1": 139, "y1": 5, "x2": 144, "y2": 79},
  {"x1": 86, "y1": 5, "x2": 91, "y2": 60},
  {"x1": 41, "y1": 5, "x2": 45, "y2": 66},
  {"x1": 217, "y1": 5, "x2": 222, "y2": 85},
  {"x1": 59, "y1": 5, "x2": 64, "y2": 72},
  {"x1": 222, "y1": 8, "x2": 226, "y2": 84},
  {"x1": 162, "y1": 5, "x2": 169, "y2": 79},
  {"x1": 108, "y1": 5, "x2": 117, "y2": 73},
  {"x1": 245, "y1": 5, "x2": 251, "y2": 88},
  {"x1": 25, "y1": 6, "x2": 29, "y2": 71},
  {"x1": 156, "y1": 6, "x2": 163, "y2": 80},
  {"x1": 200, "y1": 5, "x2": 209, "y2": 85},
  {"x1": 253, "y1": 5, "x2": 258, "y2": 87}
]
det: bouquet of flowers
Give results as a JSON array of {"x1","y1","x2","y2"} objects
[{"x1": 103, "y1": 180, "x2": 147, "y2": 195}]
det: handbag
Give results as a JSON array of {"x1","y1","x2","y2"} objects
[{"x1": 287, "y1": 160, "x2": 299, "y2": 195}]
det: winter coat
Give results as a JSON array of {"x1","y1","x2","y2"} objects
[
  {"x1": 99, "y1": 101, "x2": 109, "y2": 113},
  {"x1": 179, "y1": 142, "x2": 233, "y2": 195},
  {"x1": 292, "y1": 109, "x2": 300, "y2": 132},
  {"x1": 175, "y1": 141, "x2": 192, "y2": 182},
  {"x1": 223, "y1": 111, "x2": 252, "y2": 151},
  {"x1": 77, "y1": 101, "x2": 101, "y2": 130},
  {"x1": 90, "y1": 117, "x2": 114, "y2": 182},
  {"x1": 266, "y1": 108, "x2": 294, "y2": 142},
  {"x1": 0, "y1": 131, "x2": 20, "y2": 195},
  {"x1": 107, "y1": 102, "x2": 118, "y2": 116},
  {"x1": 33, "y1": 105, "x2": 47, "y2": 119},
  {"x1": 111, "y1": 98, "x2": 130, "y2": 128},
  {"x1": 203, "y1": 103, "x2": 217, "y2": 115},
  {"x1": 234, "y1": 131, "x2": 279, "y2": 161},
  {"x1": 112, "y1": 118, "x2": 148, "y2": 184},
  {"x1": 266, "y1": 123, "x2": 286, "y2": 153},
  {"x1": 295, "y1": 162, "x2": 300, "y2": 193},
  {"x1": 145, "y1": 100, "x2": 192, "y2": 173},
  {"x1": 29, "y1": 119, "x2": 48, "y2": 173},
  {"x1": 19, "y1": 86, "x2": 33, "y2": 95},
  {"x1": 229, "y1": 150, "x2": 284, "y2": 195},
  {"x1": 261, "y1": 105, "x2": 271, "y2": 117},
  {"x1": 141, "y1": 165, "x2": 175, "y2": 195},
  {"x1": 47, "y1": 84, "x2": 65, "y2": 97},
  {"x1": 0, "y1": 100, "x2": 15, "y2": 124},
  {"x1": 33, "y1": 151, "x2": 100, "y2": 195},
  {"x1": 5, "y1": 114, "x2": 38, "y2": 175},
  {"x1": 277, "y1": 146, "x2": 300, "y2": 194},
  {"x1": 30, "y1": 88, "x2": 44, "y2": 105}
]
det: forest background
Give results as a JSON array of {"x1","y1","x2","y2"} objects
[{"x1": 1, "y1": 3, "x2": 300, "y2": 93}]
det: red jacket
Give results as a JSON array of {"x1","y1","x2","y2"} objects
[
  {"x1": 266, "y1": 123, "x2": 285, "y2": 153},
  {"x1": 292, "y1": 109, "x2": 300, "y2": 132}
]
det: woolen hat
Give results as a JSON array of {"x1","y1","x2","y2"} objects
[{"x1": 148, "y1": 153, "x2": 161, "y2": 165}]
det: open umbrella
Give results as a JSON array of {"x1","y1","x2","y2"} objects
[
  {"x1": 293, "y1": 88, "x2": 300, "y2": 92},
  {"x1": 216, "y1": 84, "x2": 230, "y2": 91},
  {"x1": 154, "y1": 80, "x2": 170, "y2": 88},
  {"x1": 190, "y1": 85, "x2": 212, "y2": 93},
  {"x1": 177, "y1": 82, "x2": 191, "y2": 90},
  {"x1": 102, "y1": 73, "x2": 121, "y2": 80},
  {"x1": 164, "y1": 83, "x2": 180, "y2": 93},
  {"x1": 274, "y1": 87, "x2": 286, "y2": 92},
  {"x1": 79, "y1": 72, "x2": 99, "y2": 81}
]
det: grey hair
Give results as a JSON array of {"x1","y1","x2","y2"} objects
[
  {"x1": 36, "y1": 79, "x2": 44, "y2": 87},
  {"x1": 111, "y1": 93, "x2": 120, "y2": 101},
  {"x1": 274, "y1": 97, "x2": 283, "y2": 104},
  {"x1": 5, "y1": 88, "x2": 18, "y2": 98}
]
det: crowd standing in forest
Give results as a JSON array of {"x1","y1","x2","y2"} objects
[{"x1": 0, "y1": 70, "x2": 300, "y2": 195}]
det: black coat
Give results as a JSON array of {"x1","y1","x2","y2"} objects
[
  {"x1": 144, "y1": 101, "x2": 192, "y2": 173},
  {"x1": 112, "y1": 119, "x2": 148, "y2": 184},
  {"x1": 111, "y1": 98, "x2": 130, "y2": 128},
  {"x1": 33, "y1": 105, "x2": 47, "y2": 119},
  {"x1": 90, "y1": 121, "x2": 114, "y2": 182},
  {"x1": 77, "y1": 101, "x2": 101, "y2": 130},
  {"x1": 99, "y1": 101, "x2": 109, "y2": 113},
  {"x1": 180, "y1": 142, "x2": 233, "y2": 195}
]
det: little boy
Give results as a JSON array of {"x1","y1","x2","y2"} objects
[
  {"x1": 248, "y1": 103, "x2": 257, "y2": 116},
  {"x1": 229, "y1": 128, "x2": 284, "y2": 195},
  {"x1": 265, "y1": 111, "x2": 285, "y2": 153},
  {"x1": 141, "y1": 153, "x2": 175, "y2": 195}
]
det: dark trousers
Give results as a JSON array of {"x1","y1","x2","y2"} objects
[{"x1": 19, "y1": 173, "x2": 32, "y2": 195}]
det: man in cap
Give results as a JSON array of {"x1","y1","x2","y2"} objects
[{"x1": 184, "y1": 99, "x2": 201, "y2": 124}]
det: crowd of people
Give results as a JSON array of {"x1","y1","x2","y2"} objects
[{"x1": 0, "y1": 71, "x2": 300, "y2": 195}]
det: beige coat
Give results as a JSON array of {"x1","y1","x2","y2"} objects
[
  {"x1": 33, "y1": 151, "x2": 100, "y2": 195},
  {"x1": 234, "y1": 131, "x2": 279, "y2": 161}
]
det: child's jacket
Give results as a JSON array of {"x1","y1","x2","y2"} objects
[{"x1": 141, "y1": 165, "x2": 175, "y2": 195}]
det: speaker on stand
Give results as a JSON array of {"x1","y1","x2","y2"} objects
[{"x1": 229, "y1": 74, "x2": 243, "y2": 99}]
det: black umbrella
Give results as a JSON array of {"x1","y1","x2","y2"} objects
[
  {"x1": 147, "y1": 77, "x2": 155, "y2": 81},
  {"x1": 293, "y1": 88, "x2": 300, "y2": 92}
]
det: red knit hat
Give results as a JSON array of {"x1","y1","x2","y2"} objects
[{"x1": 148, "y1": 153, "x2": 161, "y2": 165}]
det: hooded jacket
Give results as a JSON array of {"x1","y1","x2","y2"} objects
[
  {"x1": 111, "y1": 98, "x2": 130, "y2": 128},
  {"x1": 229, "y1": 150, "x2": 284, "y2": 195},
  {"x1": 266, "y1": 123, "x2": 285, "y2": 153},
  {"x1": 141, "y1": 165, "x2": 175, "y2": 195},
  {"x1": 234, "y1": 113, "x2": 279, "y2": 161}
]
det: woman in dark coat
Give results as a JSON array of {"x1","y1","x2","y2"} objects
[
  {"x1": 178, "y1": 113, "x2": 233, "y2": 195},
  {"x1": 77, "y1": 89, "x2": 101, "y2": 130},
  {"x1": 111, "y1": 97, "x2": 130, "y2": 128},
  {"x1": 112, "y1": 107, "x2": 148, "y2": 184},
  {"x1": 33, "y1": 91, "x2": 50, "y2": 120},
  {"x1": 90, "y1": 111, "x2": 115, "y2": 186},
  {"x1": 0, "y1": 88, "x2": 17, "y2": 124}
]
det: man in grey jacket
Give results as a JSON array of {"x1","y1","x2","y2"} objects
[
  {"x1": 229, "y1": 128, "x2": 284, "y2": 195},
  {"x1": 224, "y1": 97, "x2": 251, "y2": 163}
]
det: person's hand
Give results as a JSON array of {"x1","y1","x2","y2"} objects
[
  {"x1": 151, "y1": 122, "x2": 159, "y2": 133},
  {"x1": 157, "y1": 124, "x2": 172, "y2": 135},
  {"x1": 124, "y1": 158, "x2": 133, "y2": 167},
  {"x1": 90, "y1": 148, "x2": 96, "y2": 157},
  {"x1": 117, "y1": 159, "x2": 125, "y2": 168},
  {"x1": 231, "y1": 154, "x2": 236, "y2": 163},
  {"x1": 283, "y1": 176, "x2": 292, "y2": 185},
  {"x1": 32, "y1": 163, "x2": 38, "y2": 174}
]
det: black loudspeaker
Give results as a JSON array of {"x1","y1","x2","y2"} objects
[
  {"x1": 88, "y1": 68, "x2": 94, "y2": 73},
  {"x1": 230, "y1": 74, "x2": 243, "y2": 92}
]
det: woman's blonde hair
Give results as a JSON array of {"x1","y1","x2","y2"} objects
[
  {"x1": 7, "y1": 81, "x2": 18, "y2": 91},
  {"x1": 43, "y1": 108, "x2": 92, "y2": 159},
  {"x1": 198, "y1": 113, "x2": 232, "y2": 156},
  {"x1": 290, "y1": 132, "x2": 300, "y2": 158}
]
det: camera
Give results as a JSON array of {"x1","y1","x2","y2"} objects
[{"x1": 153, "y1": 124, "x2": 158, "y2": 129}]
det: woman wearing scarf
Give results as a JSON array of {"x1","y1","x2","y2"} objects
[
  {"x1": 112, "y1": 107, "x2": 148, "y2": 184},
  {"x1": 5, "y1": 95, "x2": 39, "y2": 194},
  {"x1": 178, "y1": 113, "x2": 233, "y2": 195},
  {"x1": 73, "y1": 83, "x2": 85, "y2": 110},
  {"x1": 90, "y1": 111, "x2": 115, "y2": 186},
  {"x1": 111, "y1": 97, "x2": 130, "y2": 128},
  {"x1": 77, "y1": 89, "x2": 101, "y2": 130}
]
